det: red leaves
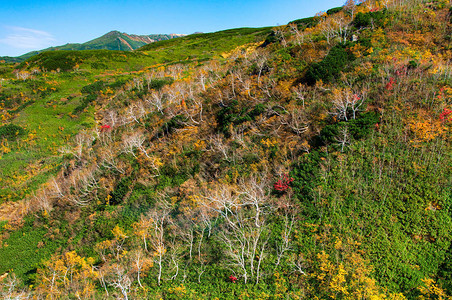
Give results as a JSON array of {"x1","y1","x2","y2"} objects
[
  {"x1": 274, "y1": 174, "x2": 294, "y2": 192},
  {"x1": 100, "y1": 124, "x2": 111, "y2": 131},
  {"x1": 439, "y1": 108, "x2": 452, "y2": 123},
  {"x1": 385, "y1": 77, "x2": 396, "y2": 91},
  {"x1": 385, "y1": 62, "x2": 410, "y2": 91},
  {"x1": 395, "y1": 66, "x2": 407, "y2": 77},
  {"x1": 229, "y1": 275, "x2": 237, "y2": 283}
]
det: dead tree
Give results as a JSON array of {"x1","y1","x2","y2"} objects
[
  {"x1": 107, "y1": 264, "x2": 132, "y2": 300},
  {"x1": 330, "y1": 88, "x2": 364, "y2": 121},
  {"x1": 335, "y1": 125, "x2": 350, "y2": 152}
]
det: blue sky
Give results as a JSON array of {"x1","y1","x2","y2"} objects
[{"x1": 0, "y1": 0, "x2": 345, "y2": 57}]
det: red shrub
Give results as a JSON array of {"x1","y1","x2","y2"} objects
[
  {"x1": 385, "y1": 77, "x2": 396, "y2": 91},
  {"x1": 439, "y1": 108, "x2": 452, "y2": 122},
  {"x1": 100, "y1": 124, "x2": 111, "y2": 131},
  {"x1": 274, "y1": 174, "x2": 294, "y2": 192}
]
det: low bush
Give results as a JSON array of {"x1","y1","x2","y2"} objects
[
  {"x1": 352, "y1": 9, "x2": 389, "y2": 29},
  {"x1": 304, "y1": 42, "x2": 356, "y2": 85},
  {"x1": 148, "y1": 77, "x2": 174, "y2": 91},
  {"x1": 316, "y1": 111, "x2": 379, "y2": 146},
  {"x1": 81, "y1": 80, "x2": 106, "y2": 94},
  {"x1": 217, "y1": 100, "x2": 265, "y2": 136},
  {"x1": 327, "y1": 7, "x2": 343, "y2": 15},
  {"x1": 0, "y1": 124, "x2": 26, "y2": 140},
  {"x1": 110, "y1": 176, "x2": 133, "y2": 205},
  {"x1": 72, "y1": 94, "x2": 97, "y2": 115}
]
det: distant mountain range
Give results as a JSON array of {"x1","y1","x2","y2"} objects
[{"x1": 0, "y1": 31, "x2": 186, "y2": 63}]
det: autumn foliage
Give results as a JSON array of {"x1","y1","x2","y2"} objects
[
  {"x1": 1, "y1": 0, "x2": 452, "y2": 298},
  {"x1": 274, "y1": 174, "x2": 294, "y2": 192}
]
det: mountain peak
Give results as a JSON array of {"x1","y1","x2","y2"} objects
[
  {"x1": 1, "y1": 31, "x2": 186, "y2": 62},
  {"x1": 104, "y1": 30, "x2": 122, "y2": 36}
]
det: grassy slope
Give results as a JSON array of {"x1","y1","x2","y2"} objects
[
  {"x1": 0, "y1": 72, "x2": 96, "y2": 202},
  {"x1": 138, "y1": 27, "x2": 272, "y2": 62},
  {"x1": 0, "y1": 26, "x2": 272, "y2": 204},
  {"x1": 0, "y1": 2, "x2": 452, "y2": 298}
]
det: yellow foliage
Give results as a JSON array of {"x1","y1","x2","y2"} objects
[
  {"x1": 260, "y1": 138, "x2": 278, "y2": 148},
  {"x1": 334, "y1": 238, "x2": 343, "y2": 250},
  {"x1": 407, "y1": 113, "x2": 445, "y2": 145},
  {"x1": 194, "y1": 139, "x2": 206, "y2": 151},
  {"x1": 308, "y1": 240, "x2": 406, "y2": 299},
  {"x1": 277, "y1": 80, "x2": 292, "y2": 96},
  {"x1": 371, "y1": 28, "x2": 386, "y2": 46},
  {"x1": 0, "y1": 141, "x2": 11, "y2": 154},
  {"x1": 168, "y1": 284, "x2": 187, "y2": 296},
  {"x1": 153, "y1": 245, "x2": 167, "y2": 256},
  {"x1": 112, "y1": 225, "x2": 128, "y2": 240},
  {"x1": 274, "y1": 272, "x2": 288, "y2": 299},
  {"x1": 353, "y1": 62, "x2": 374, "y2": 78},
  {"x1": 147, "y1": 155, "x2": 164, "y2": 169},
  {"x1": 350, "y1": 43, "x2": 367, "y2": 58},
  {"x1": 330, "y1": 263, "x2": 348, "y2": 296},
  {"x1": 35, "y1": 251, "x2": 97, "y2": 298},
  {"x1": 418, "y1": 278, "x2": 452, "y2": 300},
  {"x1": 105, "y1": 194, "x2": 112, "y2": 205},
  {"x1": 95, "y1": 239, "x2": 114, "y2": 252}
]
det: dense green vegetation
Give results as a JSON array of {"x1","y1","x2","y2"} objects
[
  {"x1": 304, "y1": 42, "x2": 356, "y2": 84},
  {"x1": 1, "y1": 0, "x2": 452, "y2": 299},
  {"x1": 138, "y1": 27, "x2": 272, "y2": 62},
  {"x1": 0, "y1": 124, "x2": 26, "y2": 141}
]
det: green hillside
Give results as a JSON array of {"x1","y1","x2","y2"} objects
[
  {"x1": 0, "y1": 0, "x2": 452, "y2": 299},
  {"x1": 138, "y1": 27, "x2": 272, "y2": 58},
  {"x1": 0, "y1": 31, "x2": 184, "y2": 63},
  {"x1": 0, "y1": 26, "x2": 275, "y2": 203}
]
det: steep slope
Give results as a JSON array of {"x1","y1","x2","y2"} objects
[
  {"x1": 0, "y1": 0, "x2": 452, "y2": 299},
  {"x1": 0, "y1": 26, "x2": 272, "y2": 204}
]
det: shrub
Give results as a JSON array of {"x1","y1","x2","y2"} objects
[
  {"x1": 110, "y1": 176, "x2": 133, "y2": 205},
  {"x1": 290, "y1": 150, "x2": 326, "y2": 219},
  {"x1": 217, "y1": 101, "x2": 265, "y2": 136},
  {"x1": 261, "y1": 31, "x2": 279, "y2": 47},
  {"x1": 327, "y1": 7, "x2": 343, "y2": 15},
  {"x1": 0, "y1": 124, "x2": 26, "y2": 140},
  {"x1": 289, "y1": 17, "x2": 319, "y2": 29},
  {"x1": 352, "y1": 9, "x2": 388, "y2": 29},
  {"x1": 127, "y1": 183, "x2": 155, "y2": 207},
  {"x1": 81, "y1": 81, "x2": 106, "y2": 94},
  {"x1": 148, "y1": 77, "x2": 174, "y2": 91},
  {"x1": 155, "y1": 165, "x2": 190, "y2": 190},
  {"x1": 21, "y1": 51, "x2": 81, "y2": 71},
  {"x1": 317, "y1": 111, "x2": 379, "y2": 146},
  {"x1": 274, "y1": 174, "x2": 294, "y2": 192},
  {"x1": 304, "y1": 42, "x2": 356, "y2": 85},
  {"x1": 90, "y1": 62, "x2": 108, "y2": 69},
  {"x1": 439, "y1": 244, "x2": 452, "y2": 294},
  {"x1": 159, "y1": 114, "x2": 187, "y2": 136},
  {"x1": 72, "y1": 94, "x2": 97, "y2": 115}
]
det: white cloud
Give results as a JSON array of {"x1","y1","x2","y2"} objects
[{"x1": 0, "y1": 26, "x2": 56, "y2": 50}]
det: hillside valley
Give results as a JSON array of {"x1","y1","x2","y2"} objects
[{"x1": 0, "y1": 0, "x2": 451, "y2": 299}]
